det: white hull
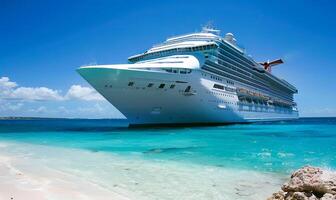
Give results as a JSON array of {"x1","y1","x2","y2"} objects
[{"x1": 78, "y1": 66, "x2": 298, "y2": 125}]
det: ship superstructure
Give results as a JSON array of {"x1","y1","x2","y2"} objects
[{"x1": 78, "y1": 27, "x2": 298, "y2": 125}]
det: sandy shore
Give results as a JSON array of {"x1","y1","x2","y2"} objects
[
  {"x1": 0, "y1": 142, "x2": 285, "y2": 200},
  {"x1": 0, "y1": 153, "x2": 130, "y2": 200}
]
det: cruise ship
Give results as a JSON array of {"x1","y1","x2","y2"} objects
[{"x1": 77, "y1": 27, "x2": 298, "y2": 126}]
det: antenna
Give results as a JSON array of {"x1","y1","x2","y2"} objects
[
  {"x1": 201, "y1": 21, "x2": 220, "y2": 35},
  {"x1": 203, "y1": 21, "x2": 214, "y2": 29}
]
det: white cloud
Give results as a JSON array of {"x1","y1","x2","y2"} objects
[
  {"x1": 0, "y1": 77, "x2": 63, "y2": 101},
  {"x1": 0, "y1": 102, "x2": 23, "y2": 111},
  {"x1": 65, "y1": 85, "x2": 104, "y2": 101},
  {"x1": 0, "y1": 77, "x2": 104, "y2": 102},
  {"x1": 10, "y1": 87, "x2": 63, "y2": 101},
  {"x1": 78, "y1": 103, "x2": 105, "y2": 113},
  {"x1": 0, "y1": 77, "x2": 18, "y2": 98},
  {"x1": 0, "y1": 76, "x2": 118, "y2": 118},
  {"x1": 29, "y1": 106, "x2": 47, "y2": 113},
  {"x1": 0, "y1": 77, "x2": 17, "y2": 89}
]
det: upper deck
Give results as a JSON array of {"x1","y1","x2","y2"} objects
[{"x1": 127, "y1": 27, "x2": 298, "y2": 94}]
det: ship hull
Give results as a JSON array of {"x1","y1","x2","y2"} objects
[{"x1": 78, "y1": 66, "x2": 298, "y2": 126}]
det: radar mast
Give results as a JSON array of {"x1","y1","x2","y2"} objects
[{"x1": 201, "y1": 22, "x2": 220, "y2": 35}]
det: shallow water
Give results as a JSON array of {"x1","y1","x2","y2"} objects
[
  {"x1": 0, "y1": 118, "x2": 335, "y2": 199},
  {"x1": 1, "y1": 118, "x2": 336, "y2": 173}
]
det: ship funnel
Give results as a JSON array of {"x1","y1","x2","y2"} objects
[{"x1": 259, "y1": 59, "x2": 284, "y2": 73}]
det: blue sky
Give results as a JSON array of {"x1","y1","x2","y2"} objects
[{"x1": 1, "y1": 0, "x2": 336, "y2": 118}]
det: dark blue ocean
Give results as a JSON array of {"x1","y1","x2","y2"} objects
[{"x1": 0, "y1": 117, "x2": 335, "y2": 174}]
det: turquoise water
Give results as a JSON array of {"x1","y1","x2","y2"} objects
[{"x1": 0, "y1": 117, "x2": 335, "y2": 174}]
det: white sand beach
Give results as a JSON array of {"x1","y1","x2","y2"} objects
[
  {"x1": 0, "y1": 142, "x2": 285, "y2": 200},
  {"x1": 0, "y1": 154, "x2": 130, "y2": 200}
]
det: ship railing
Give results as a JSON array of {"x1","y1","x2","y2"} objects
[{"x1": 152, "y1": 33, "x2": 220, "y2": 48}]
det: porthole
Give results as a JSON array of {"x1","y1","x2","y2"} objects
[
  {"x1": 128, "y1": 82, "x2": 134, "y2": 86},
  {"x1": 159, "y1": 84, "x2": 165, "y2": 89}
]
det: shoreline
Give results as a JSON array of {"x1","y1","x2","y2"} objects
[
  {"x1": 0, "y1": 141, "x2": 286, "y2": 200},
  {"x1": 0, "y1": 151, "x2": 131, "y2": 200}
]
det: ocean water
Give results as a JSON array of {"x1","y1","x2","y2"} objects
[{"x1": 0, "y1": 118, "x2": 335, "y2": 199}]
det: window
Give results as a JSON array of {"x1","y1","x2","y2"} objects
[
  {"x1": 128, "y1": 82, "x2": 134, "y2": 86},
  {"x1": 225, "y1": 87, "x2": 235, "y2": 92},
  {"x1": 226, "y1": 80, "x2": 234, "y2": 85},
  {"x1": 170, "y1": 84, "x2": 175, "y2": 89},
  {"x1": 159, "y1": 84, "x2": 165, "y2": 89},
  {"x1": 213, "y1": 84, "x2": 224, "y2": 90},
  {"x1": 148, "y1": 83, "x2": 154, "y2": 87}
]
